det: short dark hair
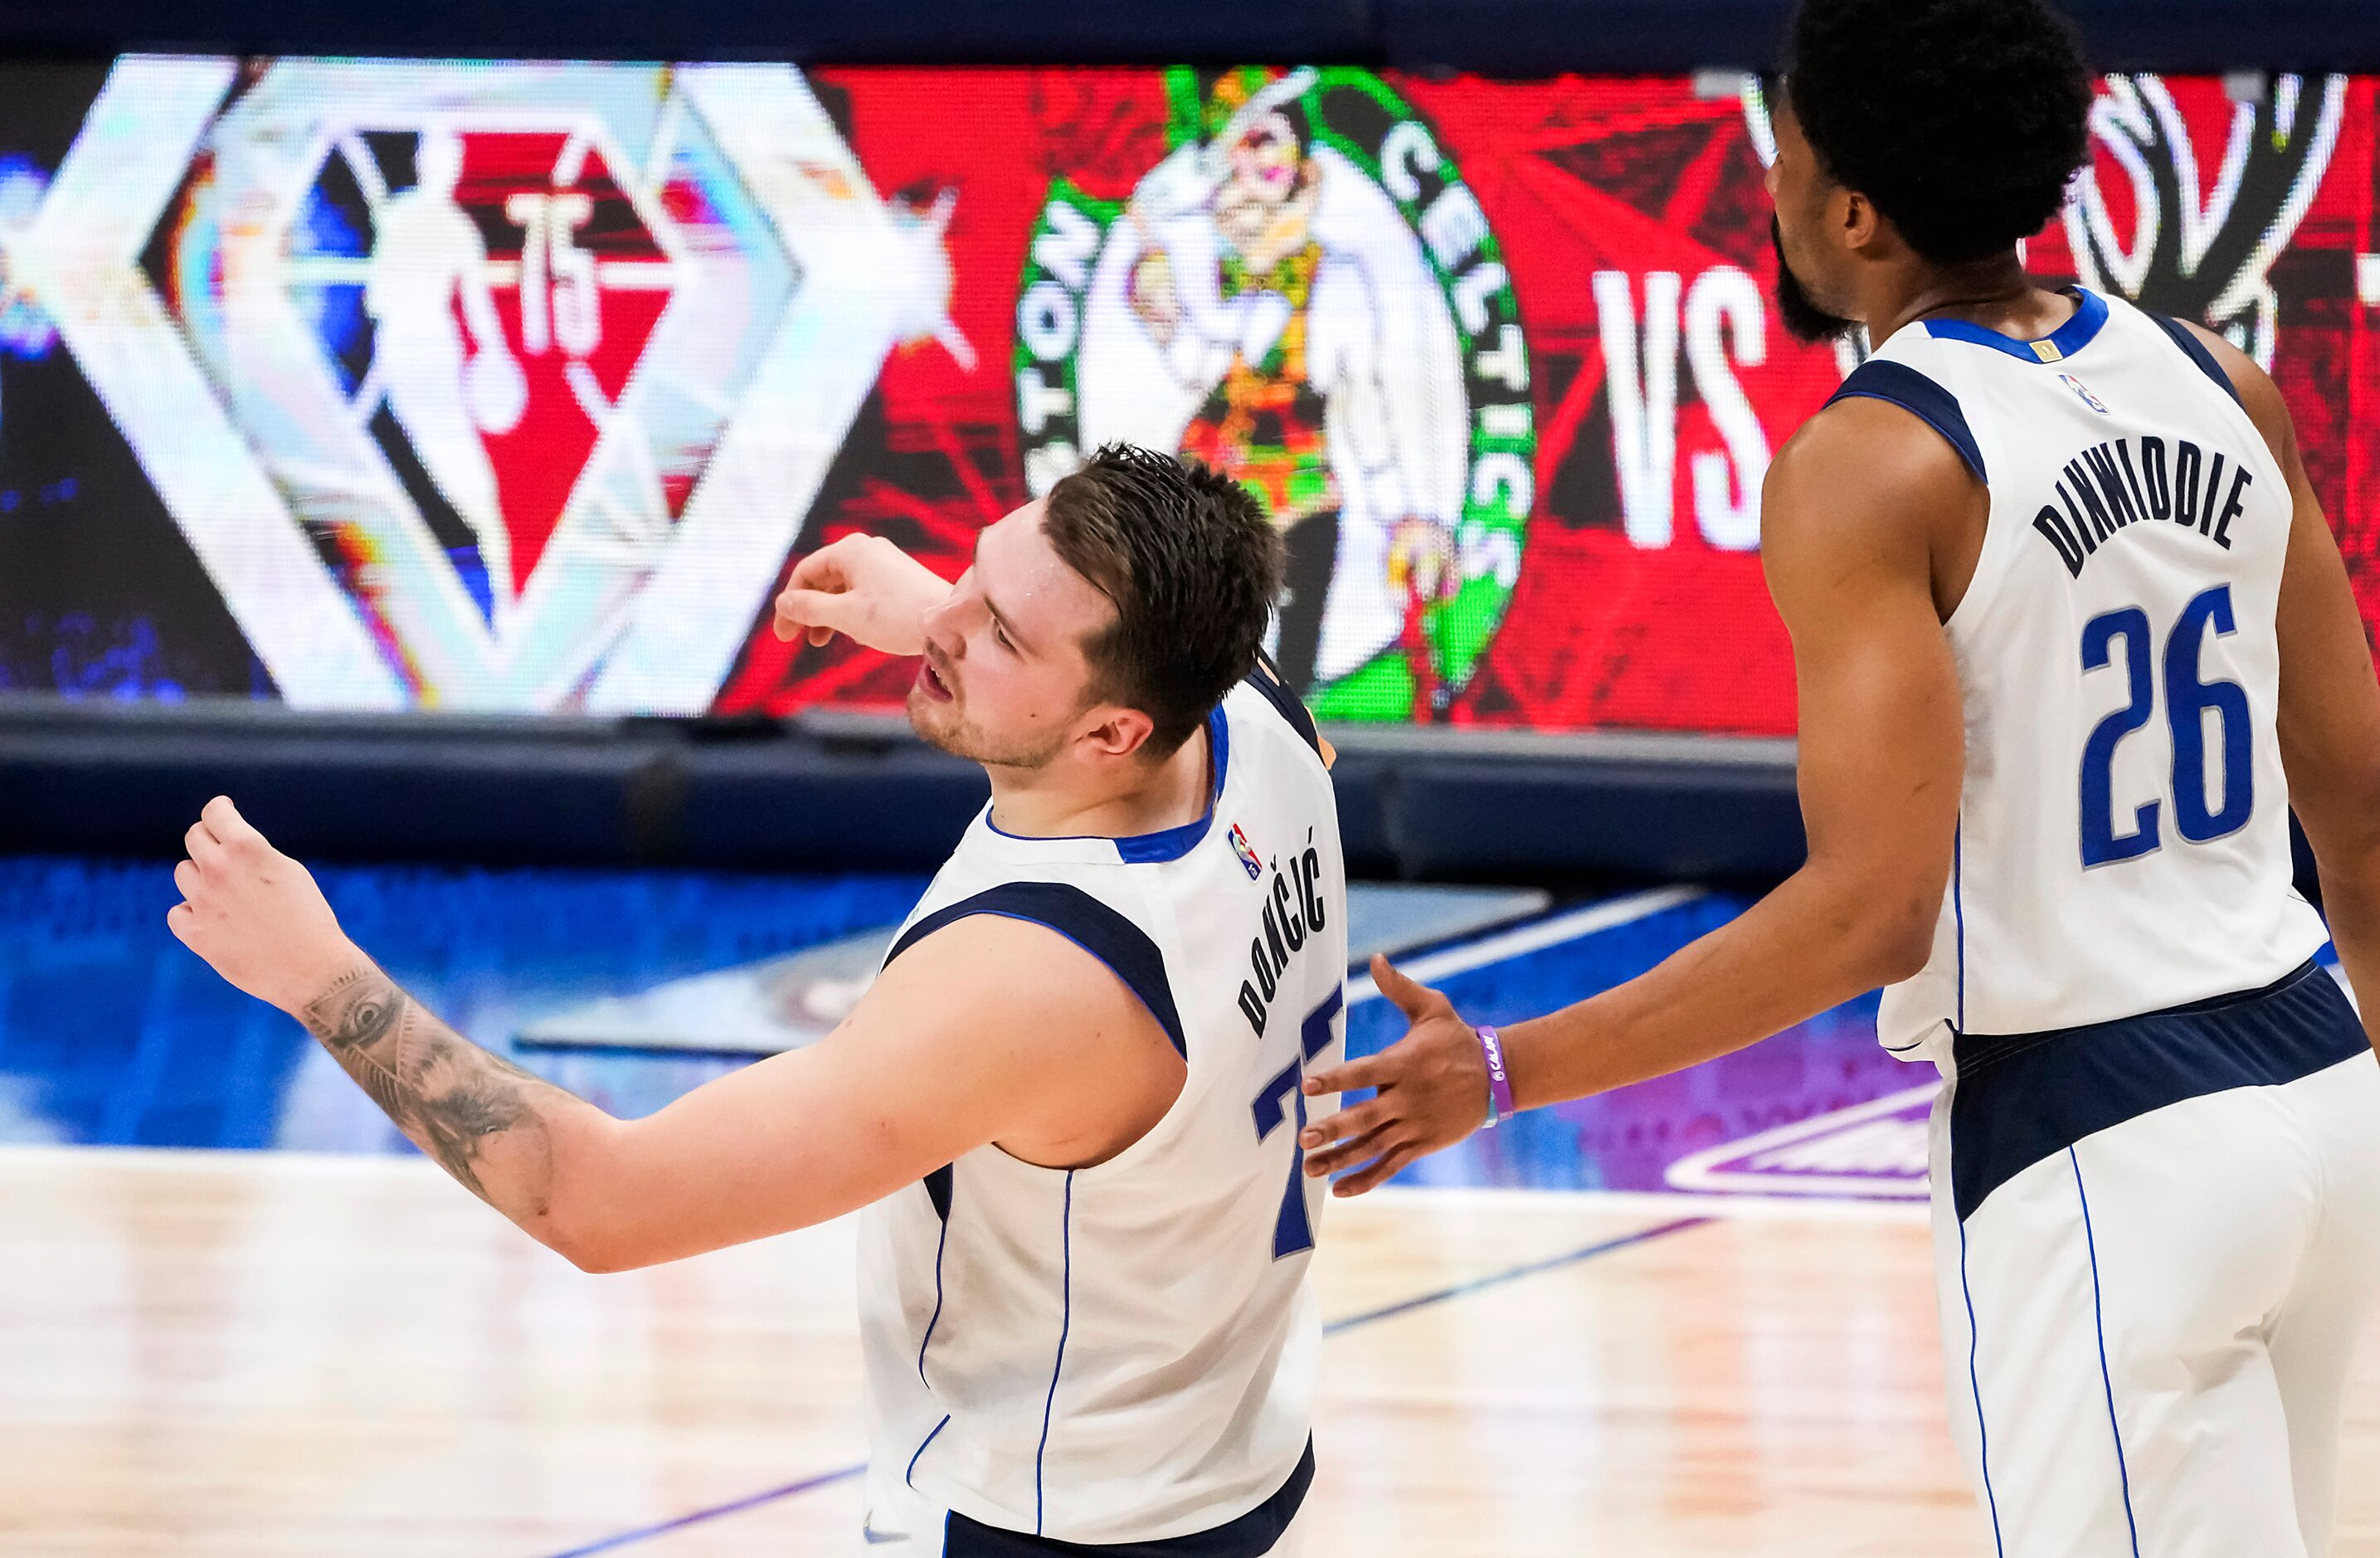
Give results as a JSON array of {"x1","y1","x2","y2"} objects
[
  {"x1": 1787, "y1": 0, "x2": 2093, "y2": 266},
  {"x1": 1043, "y1": 444, "x2": 1282, "y2": 758}
]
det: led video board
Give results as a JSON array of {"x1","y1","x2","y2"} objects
[{"x1": 0, "y1": 60, "x2": 2373, "y2": 734}]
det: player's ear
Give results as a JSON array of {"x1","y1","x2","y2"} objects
[
  {"x1": 1079, "y1": 704, "x2": 1155, "y2": 762},
  {"x1": 1838, "y1": 186, "x2": 1882, "y2": 255}
]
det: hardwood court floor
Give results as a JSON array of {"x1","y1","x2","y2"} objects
[{"x1": 4, "y1": 1148, "x2": 2378, "y2": 1557}]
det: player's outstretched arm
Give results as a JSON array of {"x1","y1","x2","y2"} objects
[
  {"x1": 771, "y1": 533, "x2": 952, "y2": 655},
  {"x1": 1302, "y1": 401, "x2": 1973, "y2": 1193},
  {"x1": 172, "y1": 800, "x2": 1169, "y2": 1268},
  {"x1": 562, "y1": 915, "x2": 1179, "y2": 1266},
  {"x1": 170, "y1": 797, "x2": 612, "y2": 1241},
  {"x1": 2193, "y1": 325, "x2": 2380, "y2": 1049}
]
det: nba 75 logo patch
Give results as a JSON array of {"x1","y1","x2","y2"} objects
[{"x1": 1229, "y1": 824, "x2": 1264, "y2": 882}]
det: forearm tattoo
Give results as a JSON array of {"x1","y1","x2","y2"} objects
[{"x1": 300, "y1": 966, "x2": 566, "y2": 1212}]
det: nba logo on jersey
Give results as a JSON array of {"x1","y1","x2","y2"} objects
[
  {"x1": 1229, "y1": 823, "x2": 1264, "y2": 881},
  {"x1": 2058, "y1": 372, "x2": 2110, "y2": 413}
]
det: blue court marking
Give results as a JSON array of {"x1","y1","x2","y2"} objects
[
  {"x1": 538, "y1": 1462, "x2": 868, "y2": 1558},
  {"x1": 529, "y1": 1214, "x2": 1713, "y2": 1557},
  {"x1": 1315, "y1": 1213, "x2": 1709, "y2": 1335}
]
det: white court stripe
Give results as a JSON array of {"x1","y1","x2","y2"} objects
[
  {"x1": 1370, "y1": 1183, "x2": 1930, "y2": 1223},
  {"x1": 0, "y1": 1141, "x2": 440, "y2": 1174},
  {"x1": 1347, "y1": 885, "x2": 1706, "y2": 1005},
  {"x1": 0, "y1": 1142, "x2": 1930, "y2": 1222}
]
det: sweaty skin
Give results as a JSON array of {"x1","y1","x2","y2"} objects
[
  {"x1": 1298, "y1": 104, "x2": 2380, "y2": 1197},
  {"x1": 170, "y1": 514, "x2": 1209, "y2": 1272}
]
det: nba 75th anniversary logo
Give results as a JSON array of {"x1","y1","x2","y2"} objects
[
  {"x1": 1015, "y1": 67, "x2": 1536, "y2": 721},
  {"x1": 8, "y1": 58, "x2": 966, "y2": 712}
]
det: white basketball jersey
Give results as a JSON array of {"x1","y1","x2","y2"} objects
[
  {"x1": 1862, "y1": 288, "x2": 2329, "y2": 1062},
  {"x1": 858, "y1": 675, "x2": 1346, "y2": 1550}
]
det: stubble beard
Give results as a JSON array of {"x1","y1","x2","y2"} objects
[
  {"x1": 1771, "y1": 216, "x2": 1860, "y2": 345},
  {"x1": 906, "y1": 672, "x2": 1070, "y2": 772}
]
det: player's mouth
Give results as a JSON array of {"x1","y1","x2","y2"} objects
[{"x1": 917, "y1": 655, "x2": 956, "y2": 704}]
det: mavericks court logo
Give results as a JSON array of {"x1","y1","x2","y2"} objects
[{"x1": 1015, "y1": 67, "x2": 1535, "y2": 721}]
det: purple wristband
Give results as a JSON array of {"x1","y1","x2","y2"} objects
[{"x1": 1475, "y1": 1025, "x2": 1516, "y2": 1129}]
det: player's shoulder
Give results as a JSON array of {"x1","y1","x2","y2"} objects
[
  {"x1": 1765, "y1": 380, "x2": 1982, "y2": 543},
  {"x1": 866, "y1": 889, "x2": 1180, "y2": 1074},
  {"x1": 1234, "y1": 655, "x2": 1332, "y2": 769},
  {"x1": 2168, "y1": 315, "x2": 2295, "y2": 464},
  {"x1": 874, "y1": 901, "x2": 1169, "y2": 1044}
]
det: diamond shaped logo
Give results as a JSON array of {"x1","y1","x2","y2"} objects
[{"x1": 28, "y1": 58, "x2": 945, "y2": 711}]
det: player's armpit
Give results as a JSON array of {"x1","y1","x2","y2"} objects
[
  {"x1": 1758, "y1": 402, "x2": 1971, "y2": 981},
  {"x1": 570, "y1": 914, "x2": 1185, "y2": 1269}
]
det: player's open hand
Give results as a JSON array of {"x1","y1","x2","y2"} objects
[
  {"x1": 771, "y1": 533, "x2": 951, "y2": 656},
  {"x1": 1298, "y1": 953, "x2": 1488, "y2": 1196},
  {"x1": 168, "y1": 797, "x2": 363, "y2": 1015}
]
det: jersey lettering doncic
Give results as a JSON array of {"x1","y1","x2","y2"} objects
[
  {"x1": 1849, "y1": 288, "x2": 2329, "y2": 1061},
  {"x1": 859, "y1": 673, "x2": 1346, "y2": 1552}
]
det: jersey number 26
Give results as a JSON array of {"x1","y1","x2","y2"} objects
[{"x1": 2079, "y1": 583, "x2": 2254, "y2": 867}]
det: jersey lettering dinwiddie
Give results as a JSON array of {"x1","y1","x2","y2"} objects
[
  {"x1": 1852, "y1": 289, "x2": 2329, "y2": 1061},
  {"x1": 857, "y1": 674, "x2": 1346, "y2": 1549}
]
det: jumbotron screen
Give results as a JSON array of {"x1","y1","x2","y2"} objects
[{"x1": 1, "y1": 59, "x2": 2375, "y2": 734}]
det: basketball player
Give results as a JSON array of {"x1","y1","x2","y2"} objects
[
  {"x1": 167, "y1": 445, "x2": 1345, "y2": 1556},
  {"x1": 1301, "y1": 2, "x2": 2380, "y2": 1553}
]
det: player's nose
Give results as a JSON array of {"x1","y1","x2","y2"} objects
[{"x1": 919, "y1": 590, "x2": 975, "y2": 657}]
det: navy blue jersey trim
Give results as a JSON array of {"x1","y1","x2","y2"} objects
[
  {"x1": 886, "y1": 883, "x2": 1186, "y2": 1059},
  {"x1": 1956, "y1": 1213, "x2": 2006, "y2": 1555},
  {"x1": 1033, "y1": 1171, "x2": 1075, "y2": 1535},
  {"x1": 1952, "y1": 824, "x2": 1966, "y2": 1032},
  {"x1": 2072, "y1": 1148, "x2": 2144, "y2": 1556},
  {"x1": 2145, "y1": 312, "x2": 2242, "y2": 406},
  {"x1": 1115, "y1": 706, "x2": 1227, "y2": 864},
  {"x1": 1947, "y1": 959, "x2": 2365, "y2": 1220},
  {"x1": 1922, "y1": 285, "x2": 2109, "y2": 363},
  {"x1": 907, "y1": 1414, "x2": 951, "y2": 1490},
  {"x1": 944, "y1": 1438, "x2": 1316, "y2": 1556},
  {"x1": 917, "y1": 1173, "x2": 952, "y2": 1380},
  {"x1": 1246, "y1": 650, "x2": 1325, "y2": 760},
  {"x1": 1825, "y1": 360, "x2": 1987, "y2": 484},
  {"x1": 987, "y1": 704, "x2": 1226, "y2": 865}
]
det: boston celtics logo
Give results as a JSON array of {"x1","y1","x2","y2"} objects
[{"x1": 1016, "y1": 66, "x2": 1533, "y2": 720}]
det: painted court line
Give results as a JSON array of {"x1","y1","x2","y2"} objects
[
  {"x1": 1377, "y1": 1183, "x2": 1931, "y2": 1224},
  {"x1": 1661, "y1": 1082, "x2": 1937, "y2": 1200},
  {"x1": 1317, "y1": 1213, "x2": 1710, "y2": 1334},
  {"x1": 534, "y1": 1215, "x2": 1713, "y2": 1557},
  {"x1": 1346, "y1": 884, "x2": 1704, "y2": 1005},
  {"x1": 539, "y1": 1462, "x2": 866, "y2": 1558}
]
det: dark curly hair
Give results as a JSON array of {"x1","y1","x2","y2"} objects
[
  {"x1": 1043, "y1": 444, "x2": 1284, "y2": 759},
  {"x1": 1786, "y1": 0, "x2": 2094, "y2": 265}
]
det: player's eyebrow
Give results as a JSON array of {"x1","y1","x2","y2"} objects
[{"x1": 972, "y1": 530, "x2": 1037, "y2": 656}]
